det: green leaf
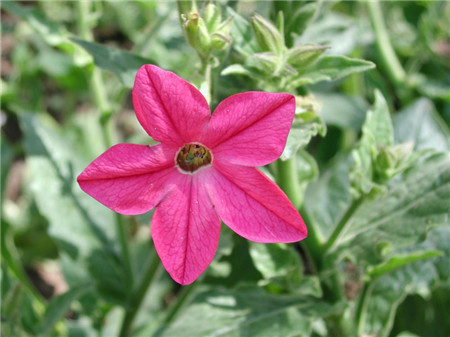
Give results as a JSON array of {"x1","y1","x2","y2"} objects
[
  {"x1": 313, "y1": 93, "x2": 369, "y2": 131},
  {"x1": 249, "y1": 243, "x2": 301, "y2": 280},
  {"x1": 281, "y1": 115, "x2": 326, "y2": 160},
  {"x1": 2, "y1": 1, "x2": 68, "y2": 47},
  {"x1": 350, "y1": 90, "x2": 394, "y2": 196},
  {"x1": 71, "y1": 38, "x2": 154, "y2": 88},
  {"x1": 286, "y1": 2, "x2": 320, "y2": 38},
  {"x1": 361, "y1": 90, "x2": 394, "y2": 147},
  {"x1": 362, "y1": 227, "x2": 450, "y2": 337},
  {"x1": 393, "y1": 98, "x2": 450, "y2": 152},
  {"x1": 157, "y1": 288, "x2": 341, "y2": 337},
  {"x1": 226, "y1": 7, "x2": 259, "y2": 57},
  {"x1": 19, "y1": 112, "x2": 116, "y2": 260},
  {"x1": 366, "y1": 249, "x2": 443, "y2": 281},
  {"x1": 289, "y1": 56, "x2": 375, "y2": 88},
  {"x1": 38, "y1": 285, "x2": 91, "y2": 335},
  {"x1": 304, "y1": 155, "x2": 353, "y2": 240},
  {"x1": 330, "y1": 152, "x2": 450, "y2": 265}
]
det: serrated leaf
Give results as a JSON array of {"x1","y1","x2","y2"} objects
[
  {"x1": 393, "y1": 98, "x2": 450, "y2": 152},
  {"x1": 156, "y1": 288, "x2": 341, "y2": 337},
  {"x1": 289, "y1": 56, "x2": 375, "y2": 88},
  {"x1": 281, "y1": 116, "x2": 326, "y2": 160},
  {"x1": 71, "y1": 38, "x2": 154, "y2": 88}
]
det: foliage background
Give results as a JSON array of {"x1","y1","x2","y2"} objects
[{"x1": 1, "y1": 1, "x2": 449, "y2": 337}]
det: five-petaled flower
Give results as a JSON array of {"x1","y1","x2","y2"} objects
[{"x1": 77, "y1": 65, "x2": 307, "y2": 285}]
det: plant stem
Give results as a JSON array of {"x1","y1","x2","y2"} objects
[
  {"x1": 356, "y1": 282, "x2": 374, "y2": 335},
  {"x1": 366, "y1": 0, "x2": 405, "y2": 86},
  {"x1": 366, "y1": 0, "x2": 411, "y2": 103},
  {"x1": 162, "y1": 281, "x2": 199, "y2": 326},
  {"x1": 323, "y1": 197, "x2": 364, "y2": 253},
  {"x1": 115, "y1": 214, "x2": 134, "y2": 287},
  {"x1": 276, "y1": 158, "x2": 302, "y2": 209},
  {"x1": 298, "y1": 206, "x2": 323, "y2": 271},
  {"x1": 119, "y1": 249, "x2": 162, "y2": 337},
  {"x1": 77, "y1": 0, "x2": 111, "y2": 147}
]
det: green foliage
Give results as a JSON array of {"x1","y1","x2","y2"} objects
[{"x1": 2, "y1": 1, "x2": 449, "y2": 336}]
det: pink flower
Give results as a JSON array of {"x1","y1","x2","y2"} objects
[{"x1": 78, "y1": 65, "x2": 307, "y2": 285}]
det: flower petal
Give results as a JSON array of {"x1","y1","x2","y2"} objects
[
  {"x1": 77, "y1": 143, "x2": 178, "y2": 215},
  {"x1": 204, "y1": 162, "x2": 307, "y2": 243},
  {"x1": 204, "y1": 92, "x2": 295, "y2": 166},
  {"x1": 151, "y1": 170, "x2": 221, "y2": 285},
  {"x1": 133, "y1": 64, "x2": 211, "y2": 146}
]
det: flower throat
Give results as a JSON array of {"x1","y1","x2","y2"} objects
[{"x1": 176, "y1": 144, "x2": 212, "y2": 173}]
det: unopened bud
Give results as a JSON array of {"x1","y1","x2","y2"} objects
[
  {"x1": 210, "y1": 17, "x2": 232, "y2": 50},
  {"x1": 287, "y1": 44, "x2": 328, "y2": 70},
  {"x1": 183, "y1": 13, "x2": 211, "y2": 57},
  {"x1": 251, "y1": 14, "x2": 285, "y2": 55},
  {"x1": 203, "y1": 3, "x2": 221, "y2": 32}
]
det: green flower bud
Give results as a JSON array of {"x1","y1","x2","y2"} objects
[
  {"x1": 287, "y1": 44, "x2": 328, "y2": 70},
  {"x1": 210, "y1": 17, "x2": 232, "y2": 50},
  {"x1": 375, "y1": 142, "x2": 415, "y2": 180},
  {"x1": 251, "y1": 14, "x2": 285, "y2": 55},
  {"x1": 252, "y1": 52, "x2": 280, "y2": 73},
  {"x1": 203, "y1": 3, "x2": 221, "y2": 32},
  {"x1": 183, "y1": 12, "x2": 211, "y2": 57}
]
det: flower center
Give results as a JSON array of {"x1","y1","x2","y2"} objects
[{"x1": 176, "y1": 143, "x2": 212, "y2": 173}]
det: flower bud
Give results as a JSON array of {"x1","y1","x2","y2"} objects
[
  {"x1": 203, "y1": 3, "x2": 221, "y2": 32},
  {"x1": 183, "y1": 12, "x2": 211, "y2": 57},
  {"x1": 287, "y1": 44, "x2": 328, "y2": 70},
  {"x1": 210, "y1": 17, "x2": 232, "y2": 50},
  {"x1": 251, "y1": 14, "x2": 285, "y2": 55},
  {"x1": 375, "y1": 142, "x2": 415, "y2": 180}
]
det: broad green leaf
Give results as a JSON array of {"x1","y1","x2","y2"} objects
[
  {"x1": 281, "y1": 116, "x2": 326, "y2": 160},
  {"x1": 18, "y1": 112, "x2": 123, "y2": 309},
  {"x1": 363, "y1": 259, "x2": 437, "y2": 337},
  {"x1": 304, "y1": 155, "x2": 352, "y2": 240},
  {"x1": 249, "y1": 243, "x2": 301, "y2": 280},
  {"x1": 313, "y1": 93, "x2": 369, "y2": 131},
  {"x1": 71, "y1": 38, "x2": 154, "y2": 88},
  {"x1": 226, "y1": 7, "x2": 259, "y2": 57},
  {"x1": 362, "y1": 227, "x2": 449, "y2": 337},
  {"x1": 330, "y1": 152, "x2": 450, "y2": 265},
  {"x1": 156, "y1": 288, "x2": 340, "y2": 337},
  {"x1": 393, "y1": 98, "x2": 450, "y2": 152},
  {"x1": 38, "y1": 285, "x2": 91, "y2": 335},
  {"x1": 289, "y1": 56, "x2": 375, "y2": 88},
  {"x1": 19, "y1": 112, "x2": 116, "y2": 259}
]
